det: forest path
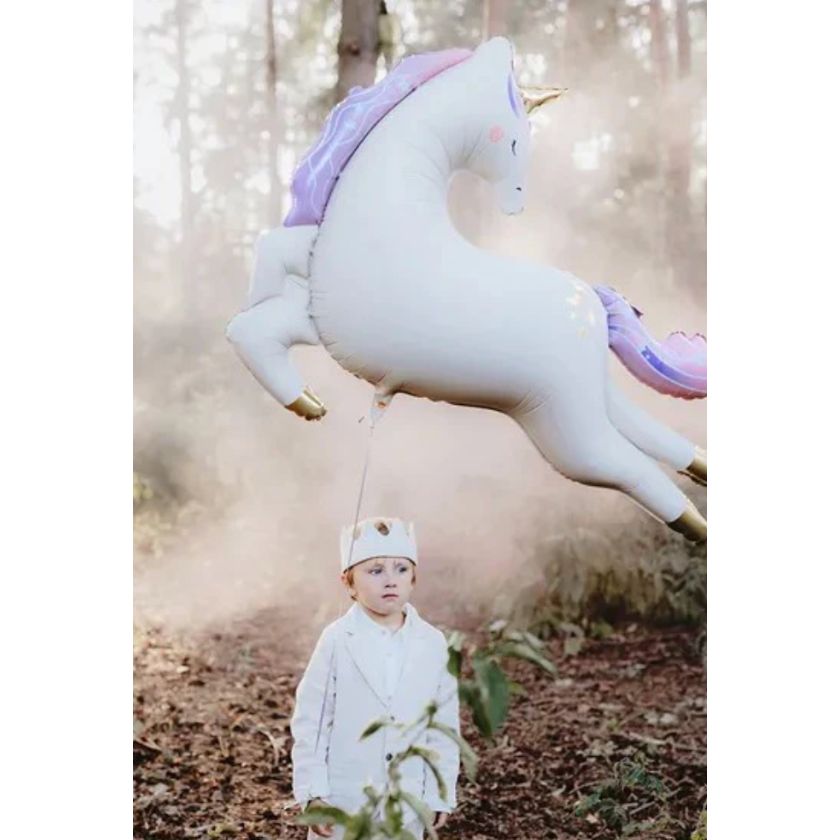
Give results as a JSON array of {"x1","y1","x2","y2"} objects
[{"x1": 134, "y1": 614, "x2": 705, "y2": 840}]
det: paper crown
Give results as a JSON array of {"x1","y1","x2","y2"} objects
[{"x1": 340, "y1": 517, "x2": 418, "y2": 572}]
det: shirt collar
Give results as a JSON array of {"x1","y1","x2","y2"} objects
[{"x1": 350, "y1": 601, "x2": 414, "y2": 637}]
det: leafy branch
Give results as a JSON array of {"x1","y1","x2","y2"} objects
[
  {"x1": 296, "y1": 619, "x2": 557, "y2": 838},
  {"x1": 297, "y1": 701, "x2": 470, "y2": 840},
  {"x1": 448, "y1": 619, "x2": 556, "y2": 740}
]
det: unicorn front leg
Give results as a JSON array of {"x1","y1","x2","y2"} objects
[
  {"x1": 226, "y1": 275, "x2": 326, "y2": 421},
  {"x1": 607, "y1": 382, "x2": 707, "y2": 486},
  {"x1": 514, "y1": 398, "x2": 706, "y2": 542}
]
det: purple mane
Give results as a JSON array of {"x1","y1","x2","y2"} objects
[{"x1": 284, "y1": 48, "x2": 472, "y2": 228}]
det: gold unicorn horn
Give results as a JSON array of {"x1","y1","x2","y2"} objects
[{"x1": 518, "y1": 85, "x2": 567, "y2": 114}]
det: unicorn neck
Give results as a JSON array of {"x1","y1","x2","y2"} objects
[{"x1": 357, "y1": 83, "x2": 479, "y2": 221}]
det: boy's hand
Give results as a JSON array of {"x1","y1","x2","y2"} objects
[
  {"x1": 432, "y1": 812, "x2": 450, "y2": 830},
  {"x1": 304, "y1": 799, "x2": 333, "y2": 837}
]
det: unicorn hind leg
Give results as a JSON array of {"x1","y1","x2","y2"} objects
[
  {"x1": 514, "y1": 399, "x2": 706, "y2": 542},
  {"x1": 227, "y1": 226, "x2": 326, "y2": 421},
  {"x1": 607, "y1": 381, "x2": 707, "y2": 486},
  {"x1": 226, "y1": 275, "x2": 326, "y2": 421}
]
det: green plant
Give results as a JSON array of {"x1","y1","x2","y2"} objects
[
  {"x1": 574, "y1": 754, "x2": 673, "y2": 836},
  {"x1": 297, "y1": 701, "x2": 476, "y2": 840},
  {"x1": 448, "y1": 619, "x2": 557, "y2": 739},
  {"x1": 690, "y1": 809, "x2": 707, "y2": 840},
  {"x1": 515, "y1": 522, "x2": 707, "y2": 634}
]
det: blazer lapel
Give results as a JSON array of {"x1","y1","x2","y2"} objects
[
  {"x1": 392, "y1": 604, "x2": 425, "y2": 706},
  {"x1": 344, "y1": 623, "x2": 390, "y2": 709}
]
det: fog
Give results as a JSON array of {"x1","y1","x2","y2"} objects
[{"x1": 134, "y1": 0, "x2": 706, "y2": 639}]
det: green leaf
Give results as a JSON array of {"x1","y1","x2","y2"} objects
[
  {"x1": 343, "y1": 810, "x2": 373, "y2": 840},
  {"x1": 405, "y1": 746, "x2": 447, "y2": 801},
  {"x1": 400, "y1": 791, "x2": 438, "y2": 840},
  {"x1": 574, "y1": 792, "x2": 601, "y2": 816},
  {"x1": 359, "y1": 717, "x2": 390, "y2": 740},
  {"x1": 522, "y1": 629, "x2": 546, "y2": 650},
  {"x1": 459, "y1": 681, "x2": 494, "y2": 739},
  {"x1": 495, "y1": 640, "x2": 557, "y2": 675},
  {"x1": 564, "y1": 635, "x2": 584, "y2": 657},
  {"x1": 690, "y1": 809, "x2": 708, "y2": 840},
  {"x1": 473, "y1": 656, "x2": 510, "y2": 735},
  {"x1": 427, "y1": 720, "x2": 478, "y2": 781},
  {"x1": 446, "y1": 630, "x2": 464, "y2": 654},
  {"x1": 446, "y1": 643, "x2": 463, "y2": 678},
  {"x1": 296, "y1": 804, "x2": 351, "y2": 827},
  {"x1": 508, "y1": 680, "x2": 527, "y2": 696},
  {"x1": 589, "y1": 619, "x2": 614, "y2": 639},
  {"x1": 383, "y1": 794, "x2": 404, "y2": 834},
  {"x1": 362, "y1": 783, "x2": 381, "y2": 804}
]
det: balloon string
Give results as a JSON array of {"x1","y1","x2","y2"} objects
[{"x1": 343, "y1": 396, "x2": 379, "y2": 605}]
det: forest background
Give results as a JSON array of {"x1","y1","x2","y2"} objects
[
  {"x1": 134, "y1": 3, "x2": 708, "y2": 837},
  {"x1": 134, "y1": 0, "x2": 707, "y2": 633}
]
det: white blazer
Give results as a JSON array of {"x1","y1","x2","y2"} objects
[{"x1": 291, "y1": 602, "x2": 460, "y2": 816}]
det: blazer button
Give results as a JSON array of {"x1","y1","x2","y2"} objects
[{"x1": 385, "y1": 752, "x2": 393, "y2": 761}]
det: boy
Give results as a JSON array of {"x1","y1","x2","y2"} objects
[{"x1": 291, "y1": 517, "x2": 460, "y2": 839}]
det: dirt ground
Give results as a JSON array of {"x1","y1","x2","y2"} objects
[{"x1": 134, "y1": 613, "x2": 706, "y2": 840}]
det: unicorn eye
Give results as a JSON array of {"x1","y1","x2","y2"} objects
[{"x1": 511, "y1": 139, "x2": 517, "y2": 156}]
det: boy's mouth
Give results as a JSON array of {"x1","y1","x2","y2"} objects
[{"x1": 383, "y1": 593, "x2": 398, "y2": 599}]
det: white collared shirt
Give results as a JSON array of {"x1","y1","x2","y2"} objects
[{"x1": 352, "y1": 602, "x2": 412, "y2": 703}]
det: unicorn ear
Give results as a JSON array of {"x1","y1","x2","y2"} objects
[{"x1": 476, "y1": 36, "x2": 515, "y2": 67}]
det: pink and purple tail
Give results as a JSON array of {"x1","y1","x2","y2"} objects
[{"x1": 594, "y1": 286, "x2": 706, "y2": 400}]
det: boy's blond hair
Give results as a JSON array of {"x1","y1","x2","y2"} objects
[{"x1": 342, "y1": 558, "x2": 417, "y2": 600}]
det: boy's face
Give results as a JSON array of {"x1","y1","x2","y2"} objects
[{"x1": 343, "y1": 555, "x2": 415, "y2": 616}]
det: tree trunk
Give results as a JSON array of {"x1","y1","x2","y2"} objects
[
  {"x1": 648, "y1": 0, "x2": 670, "y2": 90},
  {"x1": 665, "y1": 0, "x2": 700, "y2": 295},
  {"x1": 675, "y1": 0, "x2": 692, "y2": 78},
  {"x1": 467, "y1": 0, "x2": 508, "y2": 244},
  {"x1": 336, "y1": 0, "x2": 381, "y2": 103},
  {"x1": 265, "y1": 0, "x2": 282, "y2": 227},
  {"x1": 483, "y1": 0, "x2": 506, "y2": 38},
  {"x1": 563, "y1": 0, "x2": 590, "y2": 86},
  {"x1": 174, "y1": 0, "x2": 195, "y2": 313}
]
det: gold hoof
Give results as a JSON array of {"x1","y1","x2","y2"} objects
[
  {"x1": 668, "y1": 499, "x2": 707, "y2": 543},
  {"x1": 679, "y1": 447, "x2": 707, "y2": 487},
  {"x1": 286, "y1": 387, "x2": 327, "y2": 421}
]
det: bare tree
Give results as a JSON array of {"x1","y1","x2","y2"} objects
[
  {"x1": 648, "y1": 0, "x2": 671, "y2": 90},
  {"x1": 676, "y1": 0, "x2": 692, "y2": 77},
  {"x1": 265, "y1": 0, "x2": 282, "y2": 226},
  {"x1": 172, "y1": 0, "x2": 197, "y2": 317},
  {"x1": 483, "y1": 0, "x2": 507, "y2": 39},
  {"x1": 658, "y1": 0, "x2": 700, "y2": 294},
  {"x1": 378, "y1": 1, "x2": 402, "y2": 70},
  {"x1": 336, "y1": 0, "x2": 382, "y2": 102},
  {"x1": 173, "y1": 0, "x2": 194, "y2": 255}
]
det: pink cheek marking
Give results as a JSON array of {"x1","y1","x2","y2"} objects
[{"x1": 488, "y1": 125, "x2": 505, "y2": 143}]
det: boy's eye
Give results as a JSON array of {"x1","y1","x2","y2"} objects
[{"x1": 369, "y1": 567, "x2": 382, "y2": 575}]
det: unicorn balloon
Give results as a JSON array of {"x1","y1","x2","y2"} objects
[{"x1": 227, "y1": 38, "x2": 708, "y2": 542}]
